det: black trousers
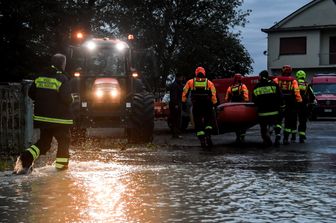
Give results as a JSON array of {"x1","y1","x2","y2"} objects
[
  {"x1": 192, "y1": 103, "x2": 214, "y2": 138},
  {"x1": 21, "y1": 126, "x2": 70, "y2": 167},
  {"x1": 258, "y1": 114, "x2": 281, "y2": 143},
  {"x1": 297, "y1": 103, "x2": 308, "y2": 135},
  {"x1": 169, "y1": 104, "x2": 181, "y2": 136},
  {"x1": 283, "y1": 102, "x2": 298, "y2": 135}
]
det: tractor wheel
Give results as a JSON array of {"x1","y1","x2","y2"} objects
[{"x1": 127, "y1": 92, "x2": 154, "y2": 143}]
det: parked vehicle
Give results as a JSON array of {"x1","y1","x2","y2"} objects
[{"x1": 310, "y1": 74, "x2": 336, "y2": 120}]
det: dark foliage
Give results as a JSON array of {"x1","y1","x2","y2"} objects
[{"x1": 0, "y1": 0, "x2": 252, "y2": 87}]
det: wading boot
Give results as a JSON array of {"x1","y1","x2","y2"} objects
[
  {"x1": 205, "y1": 135, "x2": 213, "y2": 148},
  {"x1": 274, "y1": 135, "x2": 281, "y2": 147},
  {"x1": 263, "y1": 137, "x2": 273, "y2": 148},
  {"x1": 199, "y1": 136, "x2": 206, "y2": 149},
  {"x1": 283, "y1": 133, "x2": 289, "y2": 145},
  {"x1": 299, "y1": 135, "x2": 306, "y2": 143},
  {"x1": 291, "y1": 133, "x2": 296, "y2": 143},
  {"x1": 13, "y1": 156, "x2": 33, "y2": 175}
]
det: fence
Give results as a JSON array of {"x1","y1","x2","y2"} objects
[{"x1": 0, "y1": 81, "x2": 33, "y2": 155}]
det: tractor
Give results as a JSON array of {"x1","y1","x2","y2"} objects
[{"x1": 68, "y1": 36, "x2": 154, "y2": 143}]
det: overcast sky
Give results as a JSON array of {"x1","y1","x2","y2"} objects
[{"x1": 238, "y1": 0, "x2": 311, "y2": 74}]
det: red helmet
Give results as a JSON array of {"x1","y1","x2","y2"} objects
[
  {"x1": 282, "y1": 65, "x2": 292, "y2": 76},
  {"x1": 233, "y1": 73, "x2": 242, "y2": 83},
  {"x1": 195, "y1": 66, "x2": 206, "y2": 77}
]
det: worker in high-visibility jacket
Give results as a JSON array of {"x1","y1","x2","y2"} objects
[
  {"x1": 295, "y1": 70, "x2": 316, "y2": 143},
  {"x1": 225, "y1": 73, "x2": 249, "y2": 143},
  {"x1": 252, "y1": 70, "x2": 284, "y2": 147},
  {"x1": 273, "y1": 65, "x2": 302, "y2": 145},
  {"x1": 13, "y1": 53, "x2": 74, "y2": 174},
  {"x1": 182, "y1": 67, "x2": 217, "y2": 148}
]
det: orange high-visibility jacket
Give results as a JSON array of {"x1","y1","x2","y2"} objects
[
  {"x1": 273, "y1": 77, "x2": 302, "y2": 103},
  {"x1": 225, "y1": 83, "x2": 249, "y2": 102},
  {"x1": 182, "y1": 78, "x2": 217, "y2": 105}
]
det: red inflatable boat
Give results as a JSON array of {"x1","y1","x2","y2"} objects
[{"x1": 215, "y1": 102, "x2": 258, "y2": 134}]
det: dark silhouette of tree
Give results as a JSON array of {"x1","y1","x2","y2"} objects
[
  {"x1": 0, "y1": 0, "x2": 96, "y2": 81},
  {"x1": 0, "y1": 0, "x2": 252, "y2": 86},
  {"x1": 94, "y1": 0, "x2": 252, "y2": 89}
]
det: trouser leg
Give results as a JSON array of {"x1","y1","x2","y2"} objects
[
  {"x1": 54, "y1": 127, "x2": 71, "y2": 170},
  {"x1": 283, "y1": 107, "x2": 294, "y2": 144},
  {"x1": 298, "y1": 105, "x2": 308, "y2": 141},
  {"x1": 20, "y1": 128, "x2": 53, "y2": 168},
  {"x1": 169, "y1": 106, "x2": 181, "y2": 136},
  {"x1": 259, "y1": 116, "x2": 272, "y2": 146},
  {"x1": 192, "y1": 106, "x2": 206, "y2": 147},
  {"x1": 204, "y1": 105, "x2": 214, "y2": 148}
]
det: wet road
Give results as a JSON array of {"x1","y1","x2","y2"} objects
[{"x1": 1, "y1": 120, "x2": 336, "y2": 222}]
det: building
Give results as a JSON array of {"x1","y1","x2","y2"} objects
[{"x1": 262, "y1": 0, "x2": 336, "y2": 80}]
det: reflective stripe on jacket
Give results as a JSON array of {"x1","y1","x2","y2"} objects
[
  {"x1": 182, "y1": 78, "x2": 217, "y2": 104},
  {"x1": 273, "y1": 77, "x2": 302, "y2": 103},
  {"x1": 225, "y1": 83, "x2": 249, "y2": 102},
  {"x1": 252, "y1": 79, "x2": 284, "y2": 116},
  {"x1": 29, "y1": 66, "x2": 73, "y2": 126}
]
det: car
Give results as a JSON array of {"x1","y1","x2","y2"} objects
[{"x1": 310, "y1": 74, "x2": 336, "y2": 119}]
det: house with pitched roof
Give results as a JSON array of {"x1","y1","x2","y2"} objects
[{"x1": 262, "y1": 0, "x2": 336, "y2": 79}]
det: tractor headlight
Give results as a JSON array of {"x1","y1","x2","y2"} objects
[
  {"x1": 95, "y1": 89, "x2": 104, "y2": 98},
  {"x1": 110, "y1": 88, "x2": 119, "y2": 97},
  {"x1": 115, "y1": 42, "x2": 126, "y2": 51},
  {"x1": 85, "y1": 41, "x2": 96, "y2": 50}
]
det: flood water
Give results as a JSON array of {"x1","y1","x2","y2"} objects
[{"x1": 1, "y1": 144, "x2": 336, "y2": 223}]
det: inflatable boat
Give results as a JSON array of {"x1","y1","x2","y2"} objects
[{"x1": 215, "y1": 102, "x2": 258, "y2": 134}]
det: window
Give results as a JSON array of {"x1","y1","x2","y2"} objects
[{"x1": 279, "y1": 37, "x2": 306, "y2": 55}]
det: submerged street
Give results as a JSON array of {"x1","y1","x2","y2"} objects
[{"x1": 1, "y1": 120, "x2": 336, "y2": 222}]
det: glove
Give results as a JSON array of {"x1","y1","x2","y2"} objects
[{"x1": 182, "y1": 102, "x2": 187, "y2": 112}]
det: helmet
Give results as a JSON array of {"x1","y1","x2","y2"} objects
[
  {"x1": 259, "y1": 70, "x2": 269, "y2": 80},
  {"x1": 51, "y1": 53, "x2": 67, "y2": 71},
  {"x1": 195, "y1": 66, "x2": 206, "y2": 78},
  {"x1": 295, "y1": 70, "x2": 306, "y2": 80},
  {"x1": 233, "y1": 73, "x2": 242, "y2": 83},
  {"x1": 282, "y1": 65, "x2": 292, "y2": 76}
]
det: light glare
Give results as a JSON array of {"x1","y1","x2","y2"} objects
[{"x1": 86, "y1": 41, "x2": 96, "y2": 50}]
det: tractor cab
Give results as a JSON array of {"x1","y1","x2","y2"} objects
[{"x1": 68, "y1": 37, "x2": 154, "y2": 143}]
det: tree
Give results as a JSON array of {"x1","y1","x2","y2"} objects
[
  {"x1": 94, "y1": 0, "x2": 252, "y2": 90},
  {"x1": 0, "y1": 0, "x2": 96, "y2": 82}
]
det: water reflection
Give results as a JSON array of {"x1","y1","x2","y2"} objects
[{"x1": 1, "y1": 148, "x2": 336, "y2": 222}]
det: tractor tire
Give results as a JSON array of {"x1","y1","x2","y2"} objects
[{"x1": 127, "y1": 92, "x2": 154, "y2": 143}]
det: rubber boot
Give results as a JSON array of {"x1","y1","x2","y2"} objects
[
  {"x1": 263, "y1": 136, "x2": 272, "y2": 148},
  {"x1": 206, "y1": 135, "x2": 213, "y2": 148},
  {"x1": 283, "y1": 132, "x2": 289, "y2": 145},
  {"x1": 13, "y1": 154, "x2": 34, "y2": 175},
  {"x1": 299, "y1": 134, "x2": 306, "y2": 143},
  {"x1": 291, "y1": 133, "x2": 296, "y2": 143},
  {"x1": 274, "y1": 135, "x2": 281, "y2": 147},
  {"x1": 199, "y1": 136, "x2": 206, "y2": 149}
]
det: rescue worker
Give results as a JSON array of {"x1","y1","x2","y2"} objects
[
  {"x1": 273, "y1": 65, "x2": 302, "y2": 145},
  {"x1": 169, "y1": 73, "x2": 184, "y2": 138},
  {"x1": 295, "y1": 70, "x2": 316, "y2": 143},
  {"x1": 182, "y1": 66, "x2": 217, "y2": 148},
  {"x1": 252, "y1": 70, "x2": 284, "y2": 147},
  {"x1": 225, "y1": 73, "x2": 249, "y2": 143},
  {"x1": 13, "y1": 53, "x2": 74, "y2": 174}
]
